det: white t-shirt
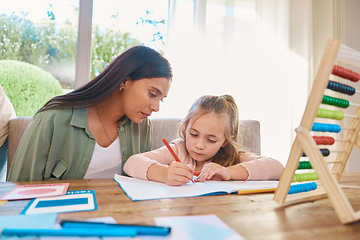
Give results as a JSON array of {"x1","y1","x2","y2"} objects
[{"x1": 84, "y1": 137, "x2": 122, "y2": 179}]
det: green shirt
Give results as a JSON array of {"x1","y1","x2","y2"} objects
[{"x1": 8, "y1": 108, "x2": 152, "y2": 181}]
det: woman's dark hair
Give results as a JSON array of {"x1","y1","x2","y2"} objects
[{"x1": 37, "y1": 45, "x2": 173, "y2": 113}]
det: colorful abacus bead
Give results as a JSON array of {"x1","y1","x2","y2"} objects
[
  {"x1": 332, "y1": 65, "x2": 360, "y2": 82},
  {"x1": 298, "y1": 161, "x2": 312, "y2": 169},
  {"x1": 288, "y1": 182, "x2": 317, "y2": 195},
  {"x1": 327, "y1": 81, "x2": 355, "y2": 95},
  {"x1": 292, "y1": 172, "x2": 318, "y2": 182},
  {"x1": 322, "y1": 95, "x2": 349, "y2": 108},
  {"x1": 302, "y1": 148, "x2": 330, "y2": 157},
  {"x1": 312, "y1": 136, "x2": 335, "y2": 145},
  {"x1": 316, "y1": 108, "x2": 344, "y2": 120},
  {"x1": 312, "y1": 122, "x2": 341, "y2": 133}
]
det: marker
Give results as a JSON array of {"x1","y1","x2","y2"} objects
[
  {"x1": 0, "y1": 227, "x2": 136, "y2": 237},
  {"x1": 61, "y1": 221, "x2": 171, "y2": 236},
  {"x1": 162, "y1": 138, "x2": 195, "y2": 183}
]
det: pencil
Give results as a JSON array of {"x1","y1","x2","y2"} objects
[
  {"x1": 162, "y1": 138, "x2": 195, "y2": 183},
  {"x1": 162, "y1": 138, "x2": 181, "y2": 162},
  {"x1": 237, "y1": 188, "x2": 277, "y2": 195}
]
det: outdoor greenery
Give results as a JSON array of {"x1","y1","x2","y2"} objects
[
  {"x1": 91, "y1": 25, "x2": 140, "y2": 77},
  {"x1": 0, "y1": 9, "x2": 166, "y2": 117},
  {"x1": 0, "y1": 12, "x2": 142, "y2": 88},
  {"x1": 0, "y1": 60, "x2": 63, "y2": 117}
]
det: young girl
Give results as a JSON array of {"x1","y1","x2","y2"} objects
[{"x1": 124, "y1": 94, "x2": 284, "y2": 186}]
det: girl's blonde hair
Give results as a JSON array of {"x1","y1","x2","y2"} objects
[{"x1": 178, "y1": 94, "x2": 241, "y2": 167}]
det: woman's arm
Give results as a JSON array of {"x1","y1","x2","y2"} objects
[{"x1": 8, "y1": 115, "x2": 52, "y2": 181}]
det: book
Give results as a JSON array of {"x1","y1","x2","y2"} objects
[
  {"x1": 21, "y1": 190, "x2": 97, "y2": 215},
  {"x1": 114, "y1": 174, "x2": 278, "y2": 201},
  {"x1": 0, "y1": 183, "x2": 69, "y2": 200}
]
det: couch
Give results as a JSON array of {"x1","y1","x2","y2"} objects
[{"x1": 7, "y1": 117, "x2": 261, "y2": 180}]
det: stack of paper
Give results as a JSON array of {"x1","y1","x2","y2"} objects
[
  {"x1": 0, "y1": 183, "x2": 69, "y2": 200},
  {"x1": 0, "y1": 183, "x2": 97, "y2": 215}
]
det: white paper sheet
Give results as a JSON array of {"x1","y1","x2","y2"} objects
[{"x1": 114, "y1": 174, "x2": 278, "y2": 201}]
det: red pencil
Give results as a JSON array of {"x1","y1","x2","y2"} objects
[
  {"x1": 162, "y1": 138, "x2": 195, "y2": 183},
  {"x1": 162, "y1": 138, "x2": 181, "y2": 162}
]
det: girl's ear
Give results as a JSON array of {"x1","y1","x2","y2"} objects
[
  {"x1": 221, "y1": 140, "x2": 228, "y2": 148},
  {"x1": 221, "y1": 135, "x2": 234, "y2": 147}
]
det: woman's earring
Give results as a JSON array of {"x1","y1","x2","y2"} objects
[{"x1": 120, "y1": 86, "x2": 124, "y2": 90}]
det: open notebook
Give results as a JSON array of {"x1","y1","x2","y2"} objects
[{"x1": 114, "y1": 174, "x2": 278, "y2": 201}]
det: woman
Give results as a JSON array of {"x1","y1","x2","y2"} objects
[{"x1": 8, "y1": 45, "x2": 173, "y2": 181}]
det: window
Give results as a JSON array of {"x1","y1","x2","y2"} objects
[
  {"x1": 0, "y1": 0, "x2": 79, "y2": 89},
  {"x1": 91, "y1": 0, "x2": 169, "y2": 78},
  {"x1": 157, "y1": 0, "x2": 297, "y2": 165},
  {"x1": 1, "y1": 0, "x2": 302, "y2": 165}
]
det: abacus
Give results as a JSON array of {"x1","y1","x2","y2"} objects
[{"x1": 273, "y1": 39, "x2": 360, "y2": 224}]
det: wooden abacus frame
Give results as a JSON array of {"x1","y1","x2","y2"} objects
[{"x1": 273, "y1": 39, "x2": 360, "y2": 224}]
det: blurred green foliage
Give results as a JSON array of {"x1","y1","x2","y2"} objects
[
  {"x1": 0, "y1": 60, "x2": 63, "y2": 117},
  {"x1": 0, "y1": 12, "x2": 141, "y2": 88},
  {"x1": 0, "y1": 9, "x2": 165, "y2": 117}
]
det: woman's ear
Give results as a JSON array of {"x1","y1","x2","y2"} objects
[
  {"x1": 120, "y1": 77, "x2": 130, "y2": 91},
  {"x1": 123, "y1": 77, "x2": 130, "y2": 84}
]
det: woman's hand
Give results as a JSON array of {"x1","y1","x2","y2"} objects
[
  {"x1": 195, "y1": 162, "x2": 231, "y2": 182},
  {"x1": 164, "y1": 161, "x2": 194, "y2": 186}
]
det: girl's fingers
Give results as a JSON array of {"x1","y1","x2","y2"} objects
[{"x1": 168, "y1": 164, "x2": 194, "y2": 184}]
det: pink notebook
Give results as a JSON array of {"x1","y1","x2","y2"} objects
[{"x1": 0, "y1": 183, "x2": 69, "y2": 200}]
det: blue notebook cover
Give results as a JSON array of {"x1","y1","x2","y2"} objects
[{"x1": 21, "y1": 190, "x2": 97, "y2": 214}]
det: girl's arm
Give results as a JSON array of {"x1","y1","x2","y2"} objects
[
  {"x1": 196, "y1": 153, "x2": 284, "y2": 182},
  {"x1": 237, "y1": 153, "x2": 284, "y2": 180},
  {"x1": 146, "y1": 161, "x2": 194, "y2": 185},
  {"x1": 123, "y1": 147, "x2": 173, "y2": 179},
  {"x1": 196, "y1": 163, "x2": 249, "y2": 182},
  {"x1": 123, "y1": 139, "x2": 194, "y2": 185}
]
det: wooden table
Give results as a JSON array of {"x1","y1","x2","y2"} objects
[{"x1": 1, "y1": 172, "x2": 360, "y2": 240}]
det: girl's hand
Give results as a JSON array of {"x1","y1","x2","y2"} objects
[
  {"x1": 195, "y1": 162, "x2": 231, "y2": 182},
  {"x1": 164, "y1": 161, "x2": 194, "y2": 186}
]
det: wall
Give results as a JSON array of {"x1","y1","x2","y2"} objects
[
  {"x1": 344, "y1": 0, "x2": 360, "y2": 171},
  {"x1": 289, "y1": 0, "x2": 360, "y2": 172}
]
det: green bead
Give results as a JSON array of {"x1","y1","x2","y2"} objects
[
  {"x1": 322, "y1": 95, "x2": 349, "y2": 108},
  {"x1": 298, "y1": 161, "x2": 312, "y2": 169},
  {"x1": 317, "y1": 108, "x2": 344, "y2": 120}
]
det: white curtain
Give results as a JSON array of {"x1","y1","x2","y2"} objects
[{"x1": 152, "y1": 0, "x2": 311, "y2": 166}]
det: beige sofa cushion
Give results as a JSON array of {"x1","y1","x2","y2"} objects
[{"x1": 152, "y1": 118, "x2": 260, "y2": 154}]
